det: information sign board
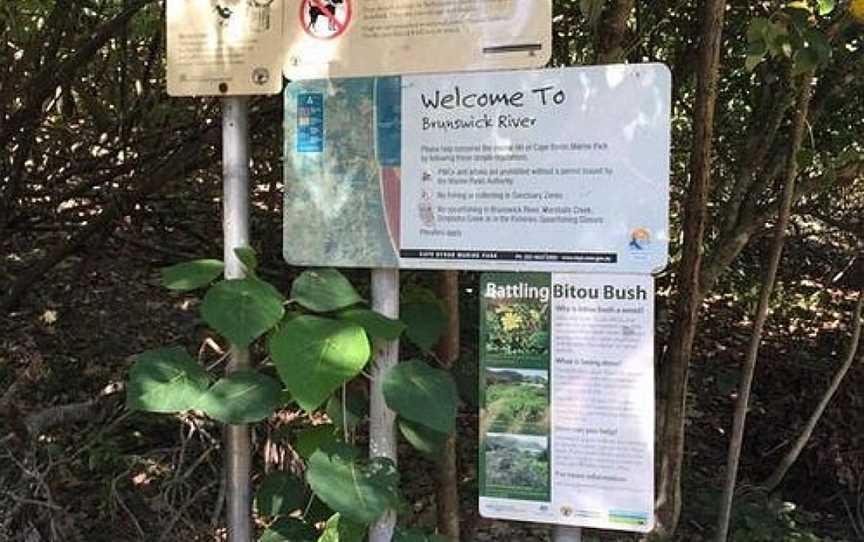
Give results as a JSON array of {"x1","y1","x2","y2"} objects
[
  {"x1": 283, "y1": 64, "x2": 671, "y2": 273},
  {"x1": 167, "y1": 0, "x2": 284, "y2": 96},
  {"x1": 283, "y1": 0, "x2": 552, "y2": 80},
  {"x1": 478, "y1": 272, "x2": 654, "y2": 532}
]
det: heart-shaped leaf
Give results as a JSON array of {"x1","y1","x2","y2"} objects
[
  {"x1": 198, "y1": 370, "x2": 282, "y2": 424},
  {"x1": 318, "y1": 513, "x2": 366, "y2": 542},
  {"x1": 306, "y1": 445, "x2": 401, "y2": 524},
  {"x1": 383, "y1": 361, "x2": 458, "y2": 434},
  {"x1": 269, "y1": 316, "x2": 370, "y2": 411},
  {"x1": 255, "y1": 471, "x2": 307, "y2": 518},
  {"x1": 398, "y1": 419, "x2": 447, "y2": 459},
  {"x1": 294, "y1": 424, "x2": 339, "y2": 460},
  {"x1": 161, "y1": 260, "x2": 224, "y2": 291},
  {"x1": 291, "y1": 269, "x2": 363, "y2": 313},
  {"x1": 202, "y1": 278, "x2": 285, "y2": 347},
  {"x1": 234, "y1": 246, "x2": 259, "y2": 276},
  {"x1": 326, "y1": 389, "x2": 368, "y2": 433},
  {"x1": 127, "y1": 347, "x2": 210, "y2": 413},
  {"x1": 259, "y1": 518, "x2": 318, "y2": 542},
  {"x1": 400, "y1": 303, "x2": 446, "y2": 352},
  {"x1": 792, "y1": 47, "x2": 820, "y2": 76},
  {"x1": 817, "y1": 0, "x2": 835, "y2": 16},
  {"x1": 336, "y1": 308, "x2": 405, "y2": 340}
]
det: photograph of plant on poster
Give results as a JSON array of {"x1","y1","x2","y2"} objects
[
  {"x1": 483, "y1": 368, "x2": 549, "y2": 436},
  {"x1": 481, "y1": 273, "x2": 551, "y2": 368},
  {"x1": 483, "y1": 433, "x2": 550, "y2": 501},
  {"x1": 480, "y1": 272, "x2": 552, "y2": 503}
]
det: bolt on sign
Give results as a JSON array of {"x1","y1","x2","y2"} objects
[
  {"x1": 478, "y1": 272, "x2": 655, "y2": 532},
  {"x1": 283, "y1": 0, "x2": 552, "y2": 79},
  {"x1": 167, "y1": 0, "x2": 285, "y2": 96},
  {"x1": 282, "y1": 64, "x2": 672, "y2": 274}
]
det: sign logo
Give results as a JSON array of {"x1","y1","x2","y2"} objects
[
  {"x1": 300, "y1": 0, "x2": 351, "y2": 40},
  {"x1": 628, "y1": 227, "x2": 652, "y2": 251}
]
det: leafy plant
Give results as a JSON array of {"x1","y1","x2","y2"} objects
[
  {"x1": 744, "y1": 2, "x2": 834, "y2": 74},
  {"x1": 125, "y1": 249, "x2": 454, "y2": 540},
  {"x1": 485, "y1": 382, "x2": 549, "y2": 435},
  {"x1": 484, "y1": 300, "x2": 550, "y2": 357}
]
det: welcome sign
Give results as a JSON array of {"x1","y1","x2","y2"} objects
[{"x1": 283, "y1": 64, "x2": 671, "y2": 273}]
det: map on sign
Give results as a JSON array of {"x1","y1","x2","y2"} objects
[
  {"x1": 283, "y1": 0, "x2": 552, "y2": 79},
  {"x1": 478, "y1": 272, "x2": 655, "y2": 532},
  {"x1": 166, "y1": 0, "x2": 284, "y2": 96},
  {"x1": 283, "y1": 64, "x2": 672, "y2": 273}
]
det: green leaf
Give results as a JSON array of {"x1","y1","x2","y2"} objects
[
  {"x1": 234, "y1": 246, "x2": 259, "y2": 275},
  {"x1": 398, "y1": 419, "x2": 447, "y2": 459},
  {"x1": 294, "y1": 424, "x2": 339, "y2": 460},
  {"x1": 400, "y1": 302, "x2": 446, "y2": 352},
  {"x1": 393, "y1": 528, "x2": 448, "y2": 542},
  {"x1": 259, "y1": 518, "x2": 318, "y2": 542},
  {"x1": 255, "y1": 471, "x2": 307, "y2": 518},
  {"x1": 746, "y1": 17, "x2": 770, "y2": 43},
  {"x1": 202, "y1": 278, "x2": 285, "y2": 347},
  {"x1": 746, "y1": 38, "x2": 767, "y2": 57},
  {"x1": 804, "y1": 28, "x2": 832, "y2": 63},
  {"x1": 198, "y1": 370, "x2": 282, "y2": 424},
  {"x1": 767, "y1": 30, "x2": 793, "y2": 58},
  {"x1": 291, "y1": 269, "x2": 363, "y2": 313},
  {"x1": 304, "y1": 497, "x2": 335, "y2": 525},
  {"x1": 127, "y1": 347, "x2": 210, "y2": 413},
  {"x1": 306, "y1": 446, "x2": 402, "y2": 524},
  {"x1": 317, "y1": 514, "x2": 366, "y2": 542},
  {"x1": 745, "y1": 53, "x2": 765, "y2": 72},
  {"x1": 383, "y1": 361, "x2": 458, "y2": 434},
  {"x1": 160, "y1": 259, "x2": 224, "y2": 291},
  {"x1": 797, "y1": 148, "x2": 816, "y2": 168},
  {"x1": 817, "y1": 0, "x2": 835, "y2": 16},
  {"x1": 785, "y1": 5, "x2": 812, "y2": 29},
  {"x1": 792, "y1": 47, "x2": 820, "y2": 75},
  {"x1": 326, "y1": 390, "x2": 368, "y2": 433},
  {"x1": 336, "y1": 308, "x2": 405, "y2": 340},
  {"x1": 269, "y1": 316, "x2": 371, "y2": 411}
]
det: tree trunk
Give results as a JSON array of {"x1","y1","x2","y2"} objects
[
  {"x1": 762, "y1": 288, "x2": 863, "y2": 492},
  {"x1": 436, "y1": 271, "x2": 461, "y2": 541},
  {"x1": 594, "y1": 0, "x2": 634, "y2": 64},
  {"x1": 654, "y1": 0, "x2": 727, "y2": 536},
  {"x1": 714, "y1": 71, "x2": 815, "y2": 542}
]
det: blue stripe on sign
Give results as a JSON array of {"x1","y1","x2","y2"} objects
[
  {"x1": 297, "y1": 92, "x2": 324, "y2": 153},
  {"x1": 375, "y1": 77, "x2": 401, "y2": 166}
]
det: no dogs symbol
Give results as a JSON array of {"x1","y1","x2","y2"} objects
[{"x1": 301, "y1": 0, "x2": 351, "y2": 40}]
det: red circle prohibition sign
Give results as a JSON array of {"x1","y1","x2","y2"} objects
[{"x1": 300, "y1": 0, "x2": 352, "y2": 40}]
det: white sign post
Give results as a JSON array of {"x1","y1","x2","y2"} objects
[{"x1": 223, "y1": 97, "x2": 253, "y2": 542}]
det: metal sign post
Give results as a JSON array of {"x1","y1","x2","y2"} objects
[
  {"x1": 222, "y1": 96, "x2": 253, "y2": 542},
  {"x1": 368, "y1": 268, "x2": 400, "y2": 542},
  {"x1": 553, "y1": 526, "x2": 583, "y2": 542}
]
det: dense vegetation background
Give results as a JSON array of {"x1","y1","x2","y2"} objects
[{"x1": 1, "y1": 0, "x2": 863, "y2": 541}]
